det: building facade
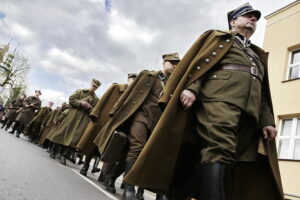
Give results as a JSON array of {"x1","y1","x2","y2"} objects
[{"x1": 263, "y1": 1, "x2": 300, "y2": 199}]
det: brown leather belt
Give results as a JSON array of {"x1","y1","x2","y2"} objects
[{"x1": 219, "y1": 64, "x2": 263, "y2": 82}]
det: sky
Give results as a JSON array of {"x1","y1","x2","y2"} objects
[{"x1": 0, "y1": 0, "x2": 296, "y2": 107}]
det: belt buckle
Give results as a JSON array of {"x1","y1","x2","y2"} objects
[{"x1": 250, "y1": 66, "x2": 258, "y2": 76}]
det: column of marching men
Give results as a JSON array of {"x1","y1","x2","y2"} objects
[
  {"x1": 0, "y1": 3, "x2": 286, "y2": 200},
  {"x1": 0, "y1": 53, "x2": 179, "y2": 200}
]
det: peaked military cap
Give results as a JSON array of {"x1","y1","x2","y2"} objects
[
  {"x1": 92, "y1": 78, "x2": 101, "y2": 88},
  {"x1": 162, "y1": 52, "x2": 180, "y2": 62},
  {"x1": 227, "y1": 2, "x2": 261, "y2": 29}
]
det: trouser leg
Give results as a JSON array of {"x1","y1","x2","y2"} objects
[
  {"x1": 193, "y1": 102, "x2": 242, "y2": 200},
  {"x1": 5, "y1": 120, "x2": 13, "y2": 131},
  {"x1": 98, "y1": 162, "x2": 114, "y2": 183},
  {"x1": 103, "y1": 156, "x2": 126, "y2": 193},
  {"x1": 121, "y1": 121, "x2": 149, "y2": 200}
]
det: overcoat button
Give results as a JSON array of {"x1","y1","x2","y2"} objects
[
  {"x1": 212, "y1": 52, "x2": 217, "y2": 56},
  {"x1": 140, "y1": 90, "x2": 143, "y2": 93},
  {"x1": 133, "y1": 101, "x2": 136, "y2": 104},
  {"x1": 253, "y1": 77, "x2": 256, "y2": 80},
  {"x1": 219, "y1": 45, "x2": 224, "y2": 49},
  {"x1": 147, "y1": 83, "x2": 150, "y2": 87},
  {"x1": 205, "y1": 58, "x2": 210, "y2": 63},
  {"x1": 226, "y1": 39, "x2": 230, "y2": 43},
  {"x1": 249, "y1": 57, "x2": 253, "y2": 60},
  {"x1": 196, "y1": 66, "x2": 201, "y2": 70},
  {"x1": 189, "y1": 74, "x2": 192, "y2": 78},
  {"x1": 213, "y1": 75, "x2": 217, "y2": 78},
  {"x1": 252, "y1": 62, "x2": 256, "y2": 66},
  {"x1": 170, "y1": 94, "x2": 173, "y2": 97}
]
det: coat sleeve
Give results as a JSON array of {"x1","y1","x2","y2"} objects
[
  {"x1": 109, "y1": 71, "x2": 146, "y2": 117},
  {"x1": 69, "y1": 90, "x2": 82, "y2": 108},
  {"x1": 32, "y1": 100, "x2": 41, "y2": 110},
  {"x1": 259, "y1": 83, "x2": 275, "y2": 128},
  {"x1": 185, "y1": 79, "x2": 202, "y2": 96}
]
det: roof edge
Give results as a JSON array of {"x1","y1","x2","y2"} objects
[{"x1": 265, "y1": 0, "x2": 300, "y2": 19}]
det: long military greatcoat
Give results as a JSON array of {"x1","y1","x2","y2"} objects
[
  {"x1": 5, "y1": 97, "x2": 24, "y2": 121},
  {"x1": 125, "y1": 30, "x2": 284, "y2": 200},
  {"x1": 39, "y1": 108, "x2": 60, "y2": 145},
  {"x1": 94, "y1": 70, "x2": 160, "y2": 155},
  {"x1": 27, "y1": 106, "x2": 52, "y2": 136},
  {"x1": 76, "y1": 83, "x2": 127, "y2": 156},
  {"x1": 45, "y1": 105, "x2": 69, "y2": 142},
  {"x1": 50, "y1": 89, "x2": 98, "y2": 147},
  {"x1": 16, "y1": 96, "x2": 41, "y2": 126}
]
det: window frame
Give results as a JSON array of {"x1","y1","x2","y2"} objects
[
  {"x1": 286, "y1": 49, "x2": 300, "y2": 80},
  {"x1": 277, "y1": 117, "x2": 300, "y2": 160}
]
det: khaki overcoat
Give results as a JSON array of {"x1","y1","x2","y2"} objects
[
  {"x1": 39, "y1": 108, "x2": 60, "y2": 145},
  {"x1": 27, "y1": 106, "x2": 52, "y2": 136},
  {"x1": 45, "y1": 105, "x2": 69, "y2": 142},
  {"x1": 76, "y1": 83, "x2": 127, "y2": 155},
  {"x1": 94, "y1": 70, "x2": 160, "y2": 155},
  {"x1": 5, "y1": 97, "x2": 24, "y2": 121},
  {"x1": 125, "y1": 30, "x2": 284, "y2": 200},
  {"x1": 50, "y1": 89, "x2": 98, "y2": 147},
  {"x1": 16, "y1": 96, "x2": 41, "y2": 126}
]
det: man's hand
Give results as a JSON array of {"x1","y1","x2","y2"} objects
[
  {"x1": 80, "y1": 101, "x2": 91, "y2": 109},
  {"x1": 180, "y1": 89, "x2": 196, "y2": 110},
  {"x1": 262, "y1": 126, "x2": 277, "y2": 140}
]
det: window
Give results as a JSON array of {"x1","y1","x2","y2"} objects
[
  {"x1": 287, "y1": 49, "x2": 300, "y2": 80},
  {"x1": 277, "y1": 117, "x2": 300, "y2": 160}
]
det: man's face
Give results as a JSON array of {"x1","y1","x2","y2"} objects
[
  {"x1": 90, "y1": 84, "x2": 98, "y2": 92},
  {"x1": 127, "y1": 77, "x2": 135, "y2": 86},
  {"x1": 35, "y1": 92, "x2": 41, "y2": 97},
  {"x1": 231, "y1": 12, "x2": 257, "y2": 34},
  {"x1": 163, "y1": 60, "x2": 179, "y2": 76}
]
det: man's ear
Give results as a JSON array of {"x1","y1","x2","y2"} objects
[{"x1": 230, "y1": 20, "x2": 235, "y2": 29}]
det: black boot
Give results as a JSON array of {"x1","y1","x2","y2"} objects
[
  {"x1": 103, "y1": 174, "x2": 117, "y2": 194},
  {"x1": 98, "y1": 171, "x2": 106, "y2": 183},
  {"x1": 120, "y1": 180, "x2": 125, "y2": 189},
  {"x1": 196, "y1": 162, "x2": 226, "y2": 200},
  {"x1": 16, "y1": 130, "x2": 21, "y2": 138},
  {"x1": 91, "y1": 157, "x2": 100, "y2": 173},
  {"x1": 155, "y1": 194, "x2": 167, "y2": 200},
  {"x1": 60, "y1": 156, "x2": 67, "y2": 165},
  {"x1": 1, "y1": 119, "x2": 7, "y2": 128},
  {"x1": 59, "y1": 146, "x2": 70, "y2": 165},
  {"x1": 9, "y1": 124, "x2": 17, "y2": 134},
  {"x1": 4, "y1": 121, "x2": 12, "y2": 131},
  {"x1": 121, "y1": 160, "x2": 137, "y2": 200},
  {"x1": 49, "y1": 143, "x2": 59, "y2": 159},
  {"x1": 80, "y1": 156, "x2": 92, "y2": 176},
  {"x1": 136, "y1": 188, "x2": 144, "y2": 200}
]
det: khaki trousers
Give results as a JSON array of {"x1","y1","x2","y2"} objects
[{"x1": 196, "y1": 101, "x2": 257, "y2": 164}]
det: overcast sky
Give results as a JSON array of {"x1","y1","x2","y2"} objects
[{"x1": 0, "y1": 0, "x2": 295, "y2": 107}]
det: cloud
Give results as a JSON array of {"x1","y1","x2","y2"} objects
[
  {"x1": 0, "y1": 0, "x2": 296, "y2": 101},
  {"x1": 108, "y1": 10, "x2": 158, "y2": 44},
  {"x1": 9, "y1": 22, "x2": 34, "y2": 40},
  {"x1": 26, "y1": 88, "x2": 68, "y2": 107}
]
